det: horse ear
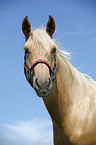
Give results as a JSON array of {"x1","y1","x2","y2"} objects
[
  {"x1": 46, "y1": 15, "x2": 55, "y2": 38},
  {"x1": 22, "y1": 16, "x2": 31, "y2": 39}
]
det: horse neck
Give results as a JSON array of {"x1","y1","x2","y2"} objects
[
  {"x1": 43, "y1": 53, "x2": 77, "y2": 127},
  {"x1": 56, "y1": 54, "x2": 74, "y2": 115}
]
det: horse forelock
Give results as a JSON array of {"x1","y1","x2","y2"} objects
[{"x1": 30, "y1": 28, "x2": 56, "y2": 54}]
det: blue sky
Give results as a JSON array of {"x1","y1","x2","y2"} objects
[{"x1": 0, "y1": 0, "x2": 96, "y2": 144}]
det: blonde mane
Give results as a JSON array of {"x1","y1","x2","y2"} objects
[
  {"x1": 56, "y1": 43, "x2": 96, "y2": 89},
  {"x1": 31, "y1": 28, "x2": 96, "y2": 89}
]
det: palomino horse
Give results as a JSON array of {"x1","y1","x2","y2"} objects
[{"x1": 22, "y1": 15, "x2": 96, "y2": 145}]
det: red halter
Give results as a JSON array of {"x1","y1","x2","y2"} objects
[{"x1": 24, "y1": 58, "x2": 56, "y2": 85}]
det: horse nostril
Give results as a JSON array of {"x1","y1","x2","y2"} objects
[
  {"x1": 35, "y1": 79, "x2": 41, "y2": 89},
  {"x1": 48, "y1": 78, "x2": 51, "y2": 86},
  {"x1": 35, "y1": 79, "x2": 38, "y2": 83}
]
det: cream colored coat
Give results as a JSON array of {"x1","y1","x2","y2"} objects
[{"x1": 22, "y1": 16, "x2": 96, "y2": 145}]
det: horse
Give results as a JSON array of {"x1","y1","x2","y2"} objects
[{"x1": 22, "y1": 15, "x2": 96, "y2": 145}]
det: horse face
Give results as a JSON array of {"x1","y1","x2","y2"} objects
[
  {"x1": 22, "y1": 15, "x2": 56, "y2": 97},
  {"x1": 24, "y1": 33, "x2": 56, "y2": 97}
]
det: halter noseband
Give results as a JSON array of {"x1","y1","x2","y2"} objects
[{"x1": 24, "y1": 56, "x2": 56, "y2": 85}]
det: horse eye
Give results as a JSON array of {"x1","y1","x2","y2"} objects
[
  {"x1": 51, "y1": 47, "x2": 56, "y2": 54},
  {"x1": 25, "y1": 49, "x2": 30, "y2": 59},
  {"x1": 25, "y1": 49, "x2": 30, "y2": 54}
]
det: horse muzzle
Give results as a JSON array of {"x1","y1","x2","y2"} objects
[{"x1": 32, "y1": 76, "x2": 52, "y2": 97}]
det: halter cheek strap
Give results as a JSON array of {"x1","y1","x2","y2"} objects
[{"x1": 24, "y1": 58, "x2": 56, "y2": 84}]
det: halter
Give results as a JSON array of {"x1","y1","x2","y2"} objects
[{"x1": 24, "y1": 55, "x2": 56, "y2": 85}]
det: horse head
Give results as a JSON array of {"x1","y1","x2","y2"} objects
[{"x1": 22, "y1": 15, "x2": 57, "y2": 97}]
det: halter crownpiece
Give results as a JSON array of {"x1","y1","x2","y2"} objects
[{"x1": 24, "y1": 57, "x2": 56, "y2": 86}]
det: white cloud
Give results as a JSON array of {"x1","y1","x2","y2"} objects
[{"x1": 0, "y1": 118, "x2": 53, "y2": 145}]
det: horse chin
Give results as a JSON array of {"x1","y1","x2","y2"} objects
[{"x1": 35, "y1": 89, "x2": 50, "y2": 97}]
